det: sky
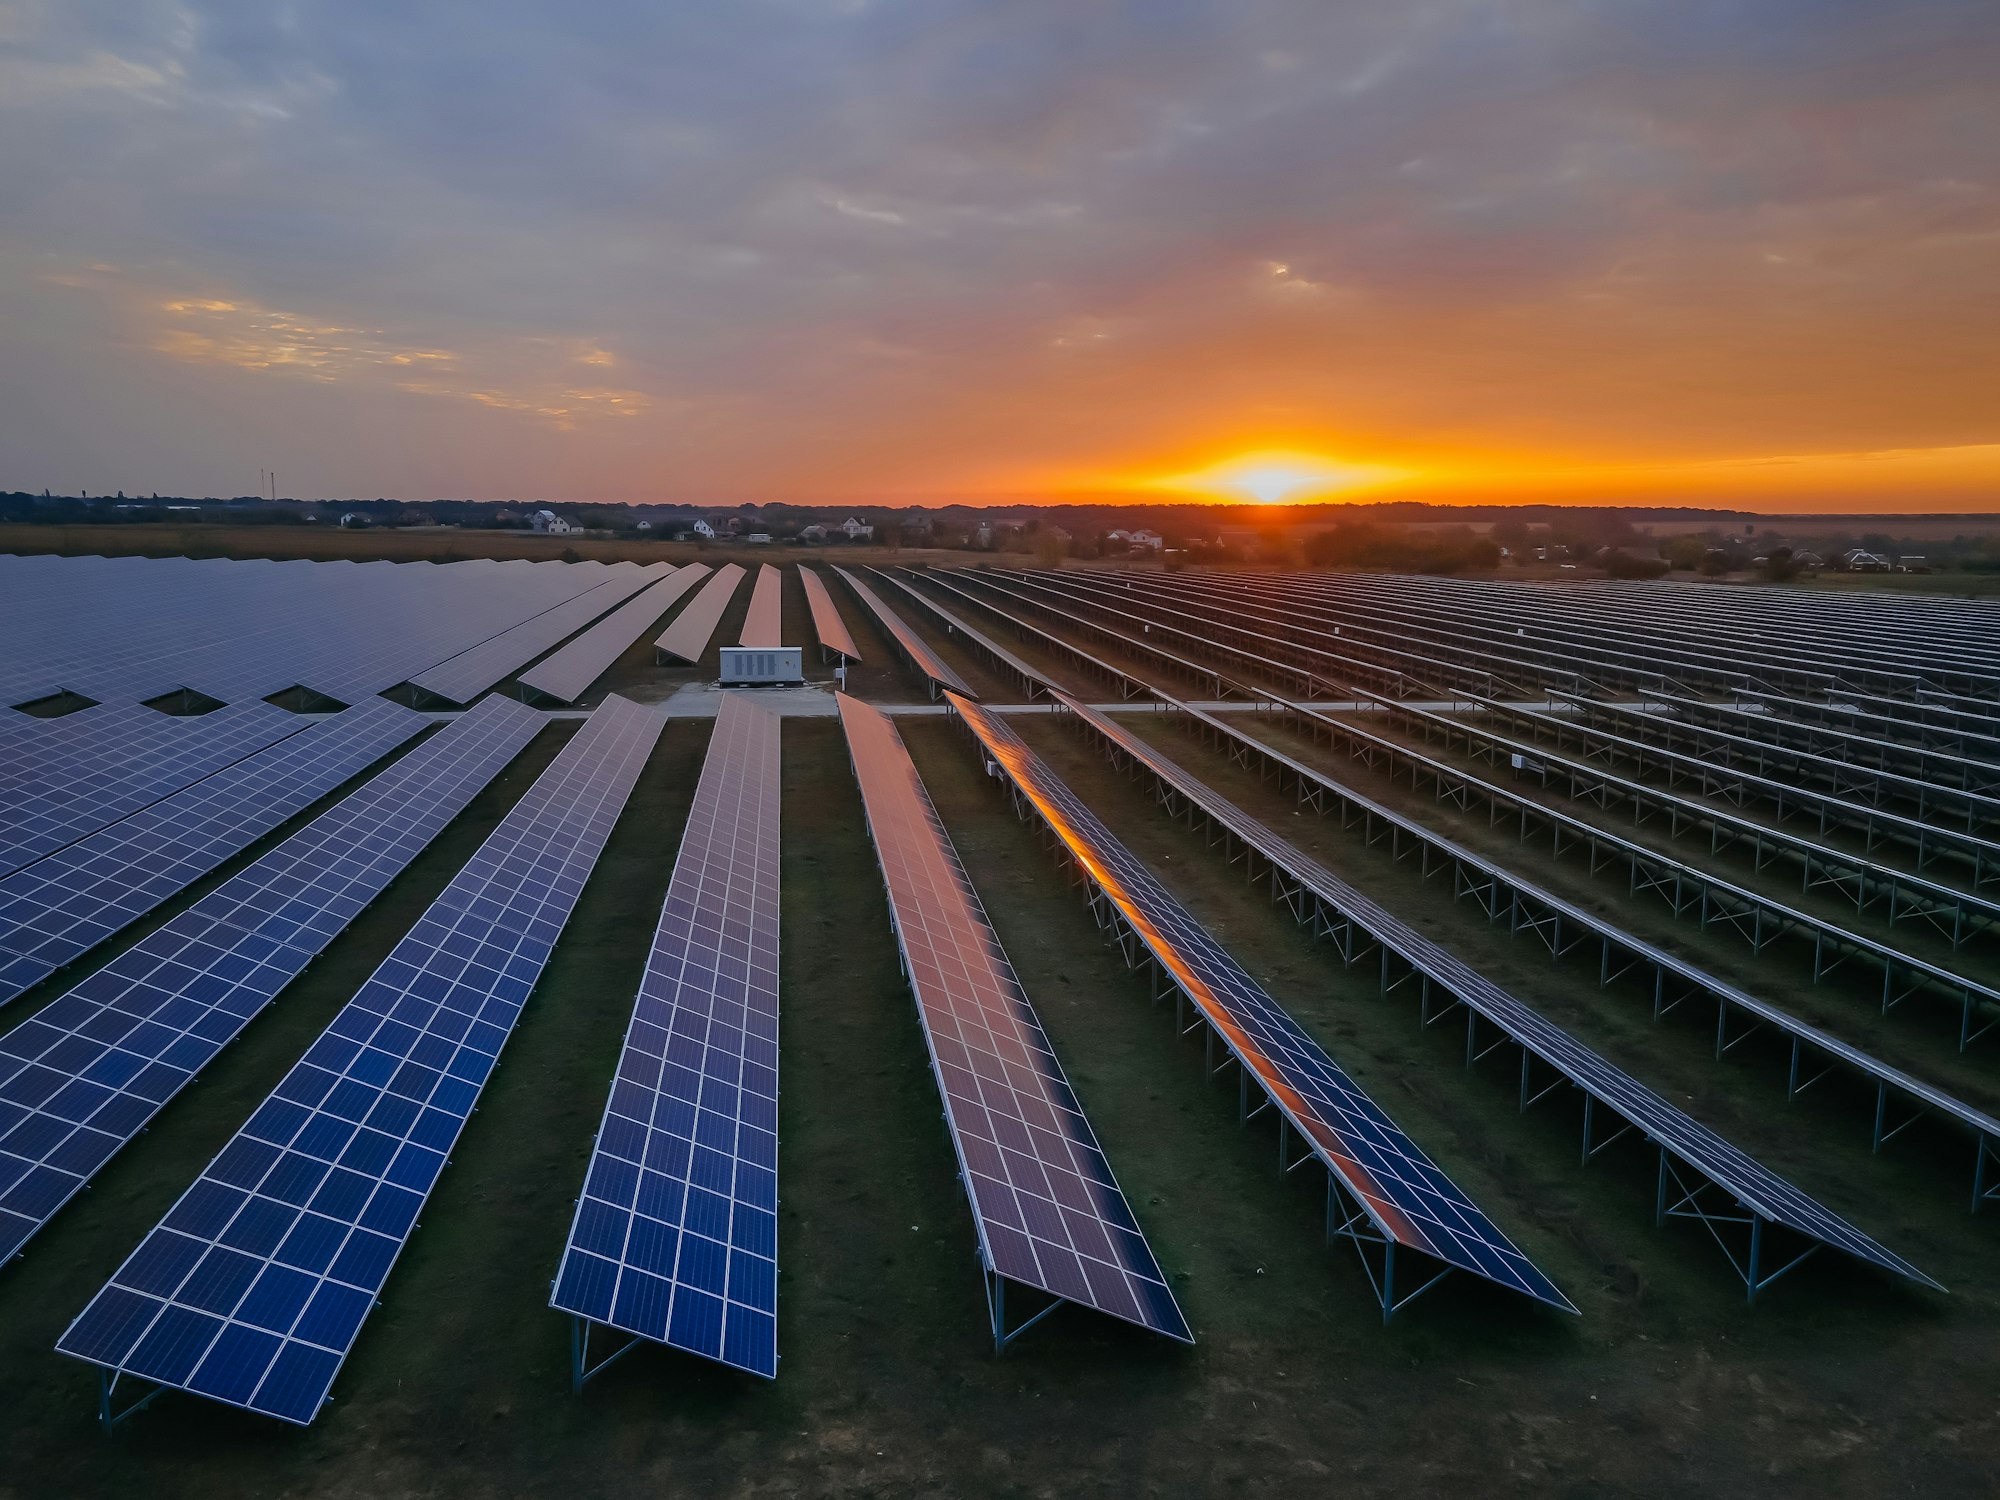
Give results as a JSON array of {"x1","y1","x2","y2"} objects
[{"x1": 2, "y1": 0, "x2": 1996, "y2": 512}]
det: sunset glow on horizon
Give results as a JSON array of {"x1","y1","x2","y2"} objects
[{"x1": 3, "y1": 5, "x2": 1996, "y2": 513}]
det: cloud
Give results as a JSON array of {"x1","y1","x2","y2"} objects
[{"x1": 1, "y1": 0, "x2": 1997, "y2": 505}]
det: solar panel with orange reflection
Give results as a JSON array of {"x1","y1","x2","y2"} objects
[
  {"x1": 798, "y1": 568, "x2": 859, "y2": 663},
  {"x1": 739, "y1": 566, "x2": 783, "y2": 649},
  {"x1": 835, "y1": 694, "x2": 1190, "y2": 1350},
  {"x1": 948, "y1": 692, "x2": 1576, "y2": 1320}
]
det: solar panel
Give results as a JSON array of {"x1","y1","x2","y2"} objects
[
  {"x1": 797, "y1": 568, "x2": 860, "y2": 663},
  {"x1": 0, "y1": 700, "x2": 304, "y2": 878},
  {"x1": 1150, "y1": 690, "x2": 2000, "y2": 1206},
  {"x1": 0, "y1": 696, "x2": 547, "y2": 1264},
  {"x1": 653, "y1": 565, "x2": 742, "y2": 664},
  {"x1": 0, "y1": 555, "x2": 617, "y2": 711},
  {"x1": 409, "y1": 570, "x2": 659, "y2": 705},
  {"x1": 551, "y1": 694, "x2": 782, "y2": 1380},
  {"x1": 947, "y1": 693, "x2": 1575, "y2": 1318},
  {"x1": 831, "y1": 568, "x2": 975, "y2": 700},
  {"x1": 518, "y1": 570, "x2": 709, "y2": 705},
  {"x1": 871, "y1": 570, "x2": 1050, "y2": 699},
  {"x1": 836, "y1": 694, "x2": 1191, "y2": 1348},
  {"x1": 1050, "y1": 690, "x2": 1942, "y2": 1298},
  {"x1": 56, "y1": 694, "x2": 665, "y2": 1425},
  {"x1": 0, "y1": 700, "x2": 428, "y2": 1007},
  {"x1": 738, "y1": 566, "x2": 784, "y2": 649}
]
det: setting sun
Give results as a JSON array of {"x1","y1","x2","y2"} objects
[{"x1": 1149, "y1": 451, "x2": 1413, "y2": 506}]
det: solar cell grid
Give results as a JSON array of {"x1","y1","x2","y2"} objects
[
  {"x1": 739, "y1": 565, "x2": 784, "y2": 649},
  {"x1": 409, "y1": 568, "x2": 657, "y2": 705},
  {"x1": 831, "y1": 569, "x2": 975, "y2": 699},
  {"x1": 797, "y1": 567, "x2": 860, "y2": 662},
  {"x1": 519, "y1": 570, "x2": 708, "y2": 704},
  {"x1": 57, "y1": 694, "x2": 665, "y2": 1424},
  {"x1": 0, "y1": 696, "x2": 547, "y2": 1263},
  {"x1": 875, "y1": 570, "x2": 1051, "y2": 698},
  {"x1": 0, "y1": 555, "x2": 612, "y2": 710},
  {"x1": 0, "y1": 699, "x2": 428, "y2": 1006},
  {"x1": 653, "y1": 565, "x2": 739, "y2": 664},
  {"x1": 551, "y1": 693, "x2": 782, "y2": 1378},
  {"x1": 837, "y1": 694, "x2": 1190, "y2": 1345},
  {"x1": 948, "y1": 693, "x2": 1574, "y2": 1316},
  {"x1": 0, "y1": 699, "x2": 302, "y2": 878}
]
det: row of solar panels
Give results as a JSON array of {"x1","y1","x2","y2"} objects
[
  {"x1": 936, "y1": 570, "x2": 2000, "y2": 1009},
  {"x1": 2, "y1": 553, "x2": 791, "y2": 733},
  {"x1": 855, "y1": 575, "x2": 1995, "y2": 1250},
  {"x1": 974, "y1": 569, "x2": 2000, "y2": 899},
  {"x1": 1056, "y1": 568, "x2": 2000, "y2": 871},
  {"x1": 1149, "y1": 568, "x2": 2000, "y2": 705},
  {"x1": 0, "y1": 555, "x2": 648, "y2": 713},
  {"x1": 0, "y1": 562, "x2": 808, "y2": 910},
  {"x1": 834, "y1": 586, "x2": 1948, "y2": 1310},
  {"x1": 919, "y1": 569, "x2": 2000, "y2": 1077}
]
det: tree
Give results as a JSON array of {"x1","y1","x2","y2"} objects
[
  {"x1": 1034, "y1": 529, "x2": 1069, "y2": 567},
  {"x1": 1762, "y1": 546, "x2": 1800, "y2": 583}
]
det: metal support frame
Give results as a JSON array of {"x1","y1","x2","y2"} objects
[
  {"x1": 97, "y1": 1368, "x2": 167, "y2": 1429},
  {"x1": 984, "y1": 1266, "x2": 1069, "y2": 1354},
  {"x1": 1654, "y1": 1150, "x2": 1817, "y2": 1303},
  {"x1": 1325, "y1": 1178, "x2": 1453, "y2": 1324},
  {"x1": 570, "y1": 1316, "x2": 648, "y2": 1392}
]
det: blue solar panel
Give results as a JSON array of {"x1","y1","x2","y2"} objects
[
  {"x1": 550, "y1": 693, "x2": 782, "y2": 1378},
  {"x1": 409, "y1": 568, "x2": 659, "y2": 705},
  {"x1": 0, "y1": 700, "x2": 302, "y2": 877},
  {"x1": 0, "y1": 553, "x2": 620, "y2": 710},
  {"x1": 837, "y1": 695, "x2": 1191, "y2": 1347},
  {"x1": 0, "y1": 696, "x2": 546, "y2": 1264},
  {"x1": 56, "y1": 694, "x2": 663, "y2": 1424},
  {"x1": 0, "y1": 700, "x2": 428, "y2": 1006},
  {"x1": 518, "y1": 570, "x2": 708, "y2": 704},
  {"x1": 950, "y1": 694, "x2": 1576, "y2": 1316},
  {"x1": 1053, "y1": 691, "x2": 1943, "y2": 1296}
]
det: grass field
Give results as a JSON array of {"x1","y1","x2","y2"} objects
[{"x1": 3, "y1": 557, "x2": 1998, "y2": 1496}]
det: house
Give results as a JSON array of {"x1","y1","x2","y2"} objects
[
  {"x1": 799, "y1": 523, "x2": 829, "y2": 544},
  {"x1": 1841, "y1": 548, "x2": 1890, "y2": 572},
  {"x1": 841, "y1": 516, "x2": 874, "y2": 542},
  {"x1": 1129, "y1": 528, "x2": 1165, "y2": 551},
  {"x1": 635, "y1": 520, "x2": 653, "y2": 532},
  {"x1": 531, "y1": 509, "x2": 577, "y2": 535},
  {"x1": 690, "y1": 518, "x2": 717, "y2": 540},
  {"x1": 1105, "y1": 529, "x2": 1132, "y2": 546},
  {"x1": 339, "y1": 512, "x2": 369, "y2": 529},
  {"x1": 746, "y1": 533, "x2": 772, "y2": 545}
]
